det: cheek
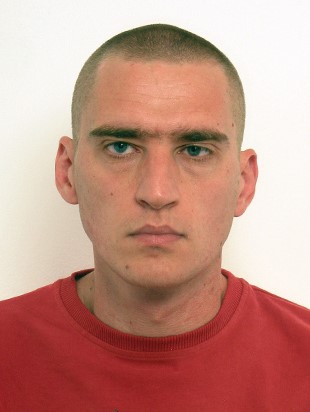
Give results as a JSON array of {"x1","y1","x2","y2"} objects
[
  {"x1": 74, "y1": 169, "x2": 109, "y2": 240},
  {"x1": 191, "y1": 172, "x2": 239, "y2": 235},
  {"x1": 74, "y1": 167, "x2": 133, "y2": 244}
]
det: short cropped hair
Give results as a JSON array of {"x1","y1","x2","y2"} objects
[{"x1": 72, "y1": 24, "x2": 245, "y2": 144}]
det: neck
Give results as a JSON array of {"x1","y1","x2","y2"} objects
[{"x1": 77, "y1": 267, "x2": 227, "y2": 337}]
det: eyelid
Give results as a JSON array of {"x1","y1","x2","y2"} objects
[
  {"x1": 179, "y1": 143, "x2": 213, "y2": 153},
  {"x1": 106, "y1": 141, "x2": 134, "y2": 149},
  {"x1": 104, "y1": 140, "x2": 139, "y2": 157}
]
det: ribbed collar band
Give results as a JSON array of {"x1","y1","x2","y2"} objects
[{"x1": 59, "y1": 269, "x2": 243, "y2": 352}]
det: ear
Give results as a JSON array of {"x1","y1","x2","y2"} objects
[
  {"x1": 55, "y1": 136, "x2": 78, "y2": 205},
  {"x1": 234, "y1": 149, "x2": 258, "y2": 217}
]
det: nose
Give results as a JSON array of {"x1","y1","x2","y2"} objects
[{"x1": 135, "y1": 148, "x2": 180, "y2": 210}]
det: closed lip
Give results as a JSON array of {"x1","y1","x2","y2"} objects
[
  {"x1": 129, "y1": 225, "x2": 184, "y2": 246},
  {"x1": 129, "y1": 225, "x2": 183, "y2": 237}
]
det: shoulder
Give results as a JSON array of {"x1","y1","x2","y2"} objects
[
  {"x1": 0, "y1": 277, "x2": 72, "y2": 368},
  {"x1": 0, "y1": 279, "x2": 59, "y2": 307},
  {"x1": 241, "y1": 277, "x2": 310, "y2": 339},
  {"x1": 250, "y1": 282, "x2": 310, "y2": 318},
  {"x1": 224, "y1": 270, "x2": 310, "y2": 339},
  {"x1": 0, "y1": 281, "x2": 60, "y2": 328},
  {"x1": 0, "y1": 270, "x2": 90, "y2": 331}
]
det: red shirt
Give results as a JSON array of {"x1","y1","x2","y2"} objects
[{"x1": 1, "y1": 270, "x2": 309, "y2": 411}]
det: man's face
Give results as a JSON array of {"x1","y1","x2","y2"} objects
[{"x1": 68, "y1": 57, "x2": 253, "y2": 289}]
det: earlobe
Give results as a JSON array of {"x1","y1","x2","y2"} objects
[
  {"x1": 234, "y1": 149, "x2": 258, "y2": 217},
  {"x1": 55, "y1": 136, "x2": 78, "y2": 205}
]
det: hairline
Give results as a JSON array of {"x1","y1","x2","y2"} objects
[{"x1": 72, "y1": 27, "x2": 245, "y2": 147}]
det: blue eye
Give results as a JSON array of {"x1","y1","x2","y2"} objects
[
  {"x1": 185, "y1": 145, "x2": 210, "y2": 157},
  {"x1": 106, "y1": 141, "x2": 136, "y2": 156},
  {"x1": 186, "y1": 146, "x2": 202, "y2": 156},
  {"x1": 110, "y1": 142, "x2": 129, "y2": 153}
]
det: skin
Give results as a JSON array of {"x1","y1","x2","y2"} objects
[{"x1": 55, "y1": 57, "x2": 258, "y2": 337}]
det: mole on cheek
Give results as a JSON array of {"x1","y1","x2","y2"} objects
[
  {"x1": 110, "y1": 192, "x2": 114, "y2": 196},
  {"x1": 125, "y1": 265, "x2": 130, "y2": 270}
]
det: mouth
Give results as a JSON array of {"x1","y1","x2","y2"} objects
[{"x1": 129, "y1": 225, "x2": 184, "y2": 246}]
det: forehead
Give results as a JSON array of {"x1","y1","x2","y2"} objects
[{"x1": 81, "y1": 57, "x2": 236, "y2": 139}]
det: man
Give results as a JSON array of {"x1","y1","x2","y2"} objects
[{"x1": 0, "y1": 24, "x2": 309, "y2": 411}]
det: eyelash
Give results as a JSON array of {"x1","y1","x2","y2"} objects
[
  {"x1": 104, "y1": 142, "x2": 138, "y2": 158},
  {"x1": 178, "y1": 145, "x2": 213, "y2": 161},
  {"x1": 104, "y1": 141, "x2": 214, "y2": 161}
]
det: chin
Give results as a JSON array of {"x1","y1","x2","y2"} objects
[{"x1": 119, "y1": 264, "x2": 197, "y2": 293}]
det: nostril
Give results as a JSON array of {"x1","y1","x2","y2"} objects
[{"x1": 136, "y1": 196, "x2": 177, "y2": 211}]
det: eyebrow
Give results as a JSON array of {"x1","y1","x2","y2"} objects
[
  {"x1": 174, "y1": 130, "x2": 229, "y2": 144},
  {"x1": 89, "y1": 126, "x2": 144, "y2": 139},
  {"x1": 89, "y1": 125, "x2": 229, "y2": 144}
]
